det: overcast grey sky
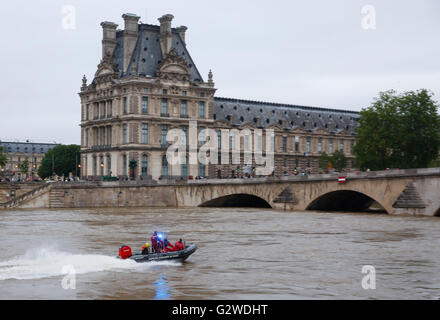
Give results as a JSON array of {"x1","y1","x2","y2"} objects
[{"x1": 1, "y1": 0, "x2": 439, "y2": 145}]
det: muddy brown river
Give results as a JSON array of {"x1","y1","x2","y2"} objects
[{"x1": 0, "y1": 208, "x2": 439, "y2": 299}]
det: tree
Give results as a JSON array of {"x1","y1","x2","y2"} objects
[
  {"x1": 354, "y1": 89, "x2": 440, "y2": 171},
  {"x1": 0, "y1": 142, "x2": 7, "y2": 180},
  {"x1": 37, "y1": 145, "x2": 80, "y2": 179},
  {"x1": 20, "y1": 158, "x2": 29, "y2": 179},
  {"x1": 331, "y1": 150, "x2": 347, "y2": 172},
  {"x1": 318, "y1": 152, "x2": 330, "y2": 173},
  {"x1": 0, "y1": 141, "x2": 7, "y2": 168},
  {"x1": 319, "y1": 151, "x2": 348, "y2": 173}
]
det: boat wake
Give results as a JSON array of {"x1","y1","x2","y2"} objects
[{"x1": 0, "y1": 247, "x2": 180, "y2": 281}]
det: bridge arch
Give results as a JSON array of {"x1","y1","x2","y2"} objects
[
  {"x1": 306, "y1": 190, "x2": 389, "y2": 214},
  {"x1": 199, "y1": 193, "x2": 272, "y2": 208}
]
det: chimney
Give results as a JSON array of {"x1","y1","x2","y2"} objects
[
  {"x1": 158, "y1": 14, "x2": 174, "y2": 56},
  {"x1": 176, "y1": 25, "x2": 187, "y2": 44},
  {"x1": 327, "y1": 122, "x2": 335, "y2": 132},
  {"x1": 100, "y1": 21, "x2": 118, "y2": 59},
  {"x1": 255, "y1": 117, "x2": 262, "y2": 128},
  {"x1": 122, "y1": 13, "x2": 140, "y2": 73}
]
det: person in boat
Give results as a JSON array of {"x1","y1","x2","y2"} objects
[
  {"x1": 175, "y1": 239, "x2": 185, "y2": 251},
  {"x1": 151, "y1": 232, "x2": 159, "y2": 253},
  {"x1": 164, "y1": 242, "x2": 177, "y2": 252},
  {"x1": 163, "y1": 239, "x2": 184, "y2": 252},
  {"x1": 157, "y1": 232, "x2": 169, "y2": 253},
  {"x1": 141, "y1": 242, "x2": 150, "y2": 255}
]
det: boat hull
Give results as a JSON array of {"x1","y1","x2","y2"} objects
[{"x1": 124, "y1": 244, "x2": 197, "y2": 263}]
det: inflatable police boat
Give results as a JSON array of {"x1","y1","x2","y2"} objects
[{"x1": 118, "y1": 243, "x2": 197, "y2": 263}]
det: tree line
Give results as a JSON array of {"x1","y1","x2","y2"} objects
[{"x1": 318, "y1": 89, "x2": 439, "y2": 172}]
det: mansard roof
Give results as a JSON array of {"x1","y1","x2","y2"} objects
[
  {"x1": 213, "y1": 97, "x2": 360, "y2": 135},
  {"x1": 0, "y1": 141, "x2": 60, "y2": 154},
  {"x1": 112, "y1": 24, "x2": 203, "y2": 82}
]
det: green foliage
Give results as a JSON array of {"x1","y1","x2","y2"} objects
[
  {"x1": 331, "y1": 150, "x2": 347, "y2": 172},
  {"x1": 37, "y1": 145, "x2": 80, "y2": 179},
  {"x1": 319, "y1": 151, "x2": 348, "y2": 173},
  {"x1": 20, "y1": 158, "x2": 29, "y2": 177},
  {"x1": 354, "y1": 89, "x2": 440, "y2": 171},
  {"x1": 0, "y1": 141, "x2": 7, "y2": 168},
  {"x1": 318, "y1": 152, "x2": 330, "y2": 173}
]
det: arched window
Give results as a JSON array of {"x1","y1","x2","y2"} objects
[
  {"x1": 199, "y1": 163, "x2": 205, "y2": 177},
  {"x1": 182, "y1": 156, "x2": 188, "y2": 178},
  {"x1": 161, "y1": 155, "x2": 168, "y2": 177},
  {"x1": 122, "y1": 154, "x2": 127, "y2": 176},
  {"x1": 107, "y1": 155, "x2": 111, "y2": 176},
  {"x1": 123, "y1": 124, "x2": 127, "y2": 144},
  {"x1": 142, "y1": 155, "x2": 148, "y2": 177},
  {"x1": 93, "y1": 156, "x2": 97, "y2": 176}
]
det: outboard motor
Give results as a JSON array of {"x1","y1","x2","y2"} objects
[{"x1": 119, "y1": 245, "x2": 132, "y2": 259}]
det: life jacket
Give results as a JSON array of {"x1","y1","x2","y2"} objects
[
  {"x1": 175, "y1": 241, "x2": 184, "y2": 251},
  {"x1": 164, "y1": 242, "x2": 178, "y2": 252},
  {"x1": 151, "y1": 236, "x2": 158, "y2": 252}
]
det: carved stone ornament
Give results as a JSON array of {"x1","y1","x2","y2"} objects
[
  {"x1": 94, "y1": 52, "x2": 119, "y2": 84},
  {"x1": 81, "y1": 75, "x2": 88, "y2": 91},
  {"x1": 156, "y1": 48, "x2": 190, "y2": 82},
  {"x1": 170, "y1": 85, "x2": 180, "y2": 95}
]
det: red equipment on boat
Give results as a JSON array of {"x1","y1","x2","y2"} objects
[{"x1": 119, "y1": 245, "x2": 132, "y2": 259}]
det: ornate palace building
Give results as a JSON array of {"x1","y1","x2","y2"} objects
[
  {"x1": 79, "y1": 13, "x2": 359, "y2": 180},
  {"x1": 0, "y1": 141, "x2": 60, "y2": 179}
]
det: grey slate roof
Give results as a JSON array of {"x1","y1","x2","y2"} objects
[
  {"x1": 0, "y1": 142, "x2": 60, "y2": 154},
  {"x1": 113, "y1": 24, "x2": 203, "y2": 81},
  {"x1": 213, "y1": 97, "x2": 360, "y2": 134}
]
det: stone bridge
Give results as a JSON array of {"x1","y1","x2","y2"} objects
[{"x1": 2, "y1": 168, "x2": 440, "y2": 216}]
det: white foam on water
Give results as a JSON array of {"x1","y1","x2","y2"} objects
[{"x1": 0, "y1": 247, "x2": 181, "y2": 280}]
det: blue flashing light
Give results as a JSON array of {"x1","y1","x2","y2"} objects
[{"x1": 157, "y1": 232, "x2": 166, "y2": 240}]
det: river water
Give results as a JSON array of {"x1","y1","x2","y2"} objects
[{"x1": 0, "y1": 208, "x2": 439, "y2": 300}]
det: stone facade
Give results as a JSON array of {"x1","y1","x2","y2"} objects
[
  {"x1": 79, "y1": 13, "x2": 359, "y2": 181},
  {"x1": 0, "y1": 141, "x2": 59, "y2": 180}
]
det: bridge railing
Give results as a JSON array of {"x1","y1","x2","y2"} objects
[{"x1": 46, "y1": 167, "x2": 440, "y2": 188}]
